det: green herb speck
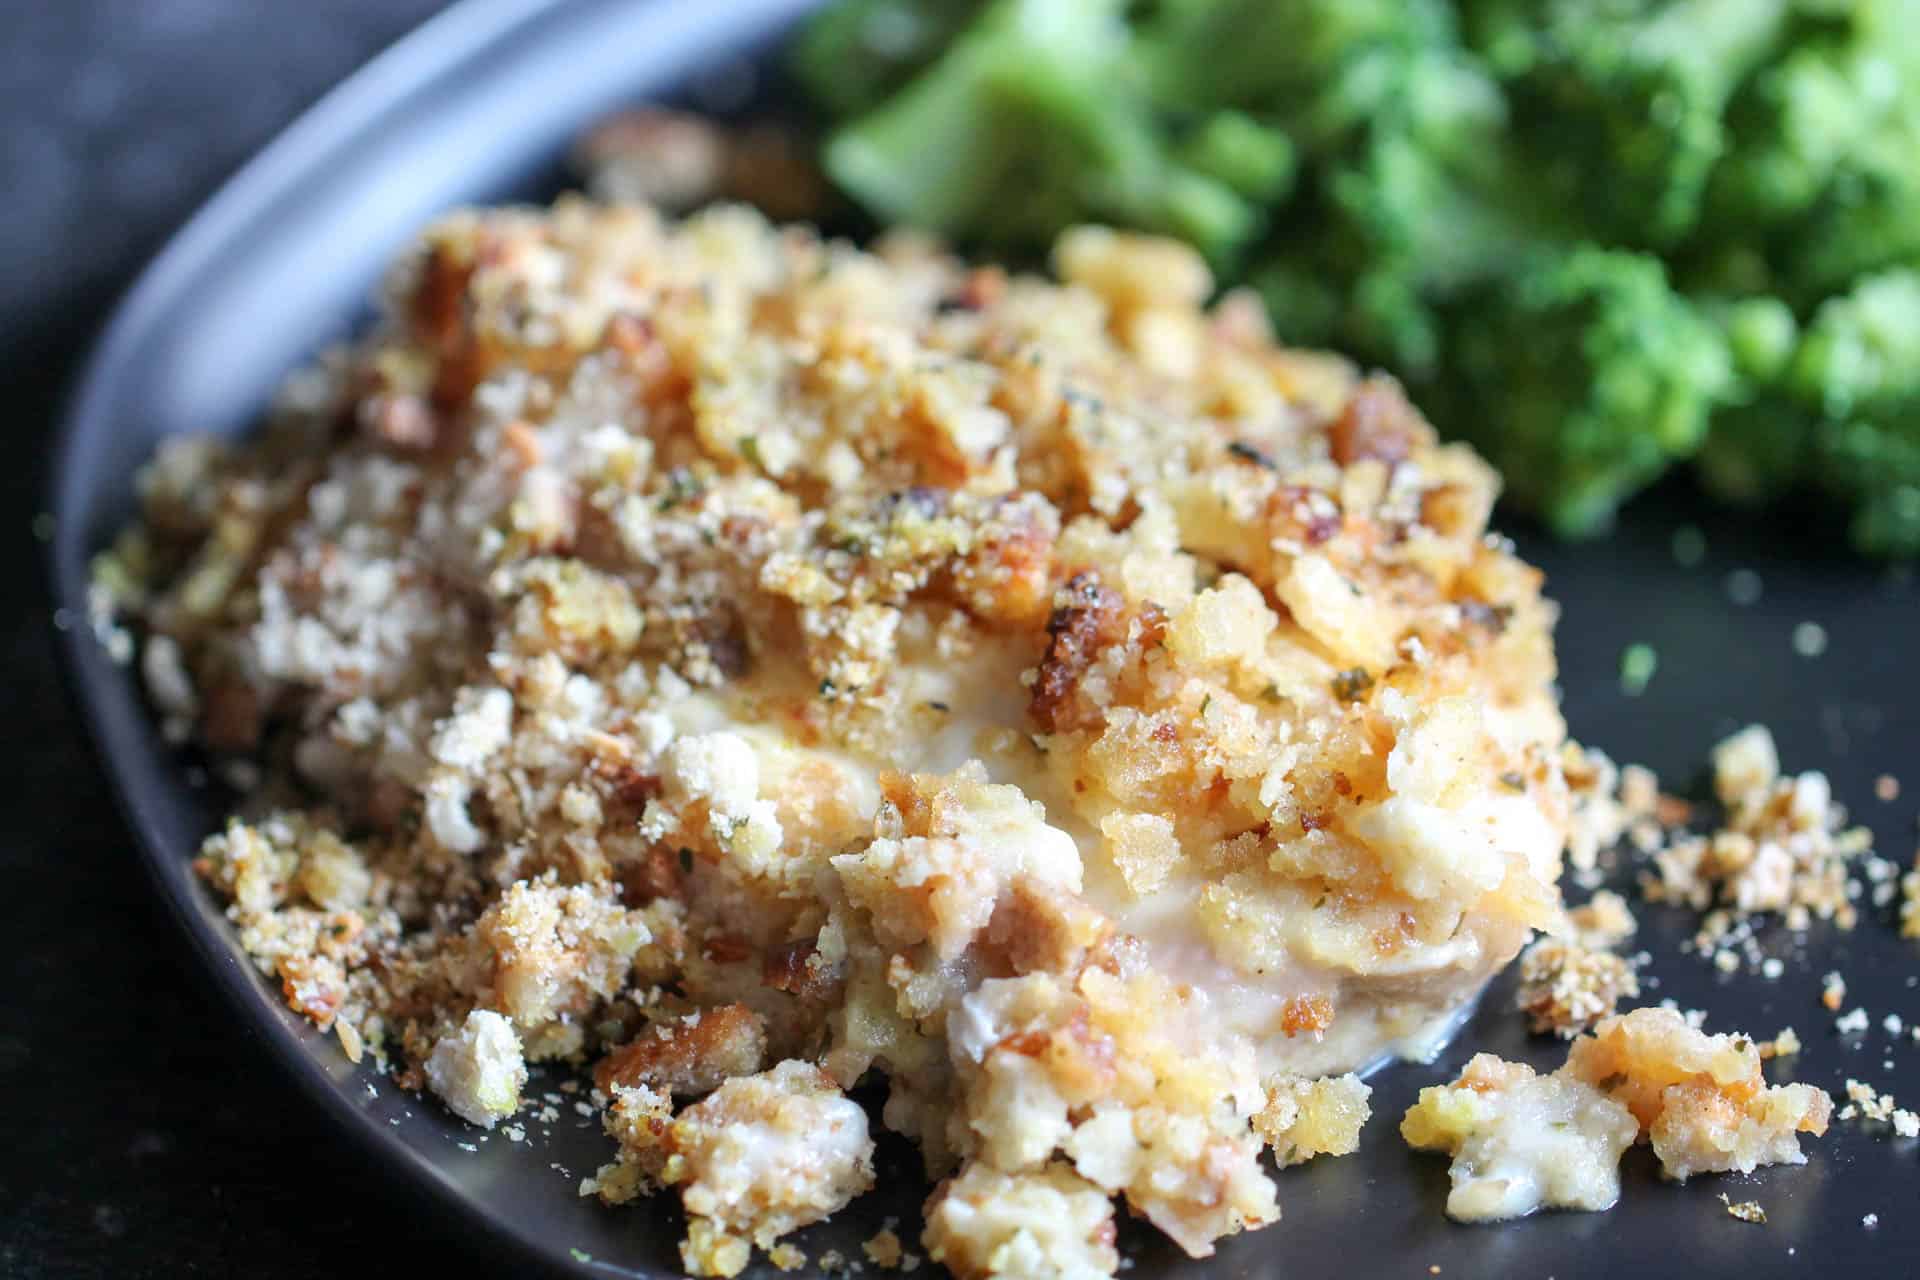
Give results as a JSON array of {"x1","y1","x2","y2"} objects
[{"x1": 1619, "y1": 643, "x2": 1658, "y2": 696}]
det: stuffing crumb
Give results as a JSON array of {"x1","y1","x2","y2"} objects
[
  {"x1": 594, "y1": 1004, "x2": 767, "y2": 1098},
  {"x1": 1253, "y1": 1074, "x2": 1372, "y2": 1165},
  {"x1": 923, "y1": 1162, "x2": 1119, "y2": 1280},
  {"x1": 1836, "y1": 1008, "x2": 1870, "y2": 1036},
  {"x1": 1720, "y1": 1195, "x2": 1767, "y2": 1224},
  {"x1": 1823, "y1": 972, "x2": 1848, "y2": 1012},
  {"x1": 1566, "y1": 1008, "x2": 1831, "y2": 1183},
  {"x1": 1758, "y1": 1028, "x2": 1801, "y2": 1060},
  {"x1": 1636, "y1": 726, "x2": 1875, "y2": 949},
  {"x1": 1407, "y1": 1006, "x2": 1831, "y2": 1221},
  {"x1": 1401, "y1": 1053, "x2": 1636, "y2": 1221},
  {"x1": 424, "y1": 1010, "x2": 527, "y2": 1129},
  {"x1": 1567, "y1": 890, "x2": 1637, "y2": 949},
  {"x1": 863, "y1": 1228, "x2": 905, "y2": 1269},
  {"x1": 1875, "y1": 774, "x2": 1901, "y2": 802},
  {"x1": 648, "y1": 1062, "x2": 874, "y2": 1276},
  {"x1": 1516, "y1": 936, "x2": 1640, "y2": 1037},
  {"x1": 1838, "y1": 1078, "x2": 1919, "y2": 1139}
]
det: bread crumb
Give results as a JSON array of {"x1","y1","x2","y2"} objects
[
  {"x1": 425, "y1": 1010, "x2": 527, "y2": 1129},
  {"x1": 923, "y1": 1162, "x2": 1118, "y2": 1279},
  {"x1": 1517, "y1": 937, "x2": 1640, "y2": 1037},
  {"x1": 1638, "y1": 728, "x2": 1874, "y2": 950},
  {"x1": 1720, "y1": 1195, "x2": 1767, "y2": 1224},
  {"x1": 1254, "y1": 1074, "x2": 1372, "y2": 1165},
  {"x1": 1838, "y1": 1078, "x2": 1916, "y2": 1140},
  {"x1": 863, "y1": 1228, "x2": 904, "y2": 1269},
  {"x1": 1566, "y1": 1008, "x2": 1830, "y2": 1183},
  {"x1": 1567, "y1": 890, "x2": 1638, "y2": 949}
]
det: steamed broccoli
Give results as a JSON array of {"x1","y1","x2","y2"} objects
[
  {"x1": 1794, "y1": 270, "x2": 1920, "y2": 554},
  {"x1": 1693, "y1": 297, "x2": 1810, "y2": 503},
  {"x1": 1452, "y1": 248, "x2": 1733, "y2": 535},
  {"x1": 787, "y1": 0, "x2": 982, "y2": 121},
  {"x1": 809, "y1": 0, "x2": 1279, "y2": 264},
  {"x1": 797, "y1": 0, "x2": 1920, "y2": 555},
  {"x1": 1710, "y1": 8, "x2": 1920, "y2": 301},
  {"x1": 1464, "y1": 0, "x2": 1791, "y2": 246}
]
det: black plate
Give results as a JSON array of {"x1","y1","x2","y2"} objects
[{"x1": 47, "y1": 1, "x2": 1920, "y2": 1276}]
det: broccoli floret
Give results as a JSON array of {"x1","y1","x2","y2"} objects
[
  {"x1": 1695, "y1": 297, "x2": 1810, "y2": 503},
  {"x1": 1698, "y1": 398, "x2": 1817, "y2": 506},
  {"x1": 1179, "y1": 111, "x2": 1296, "y2": 203},
  {"x1": 1251, "y1": 259, "x2": 1343, "y2": 350},
  {"x1": 1256, "y1": 26, "x2": 1530, "y2": 376},
  {"x1": 819, "y1": 0, "x2": 1129, "y2": 243},
  {"x1": 1695, "y1": 297, "x2": 1801, "y2": 503},
  {"x1": 819, "y1": 0, "x2": 1266, "y2": 261},
  {"x1": 790, "y1": 0, "x2": 982, "y2": 122},
  {"x1": 1791, "y1": 270, "x2": 1920, "y2": 553},
  {"x1": 1452, "y1": 247, "x2": 1734, "y2": 536},
  {"x1": 1784, "y1": 111, "x2": 1920, "y2": 298},
  {"x1": 1135, "y1": 0, "x2": 1461, "y2": 126},
  {"x1": 1464, "y1": 0, "x2": 1791, "y2": 246},
  {"x1": 1710, "y1": 6, "x2": 1920, "y2": 301},
  {"x1": 1698, "y1": 270, "x2": 1920, "y2": 553},
  {"x1": 1790, "y1": 268, "x2": 1920, "y2": 412}
]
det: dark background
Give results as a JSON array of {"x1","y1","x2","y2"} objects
[
  {"x1": 4, "y1": 4, "x2": 453, "y2": 1275},
  {"x1": 9, "y1": 3, "x2": 1919, "y2": 1278}
]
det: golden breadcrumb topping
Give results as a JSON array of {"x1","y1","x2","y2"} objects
[{"x1": 99, "y1": 199, "x2": 1584, "y2": 1273}]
